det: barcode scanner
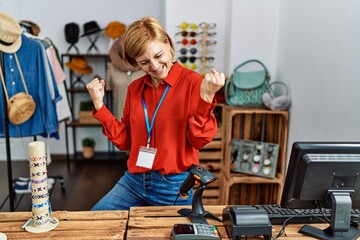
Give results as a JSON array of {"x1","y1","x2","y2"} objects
[
  {"x1": 179, "y1": 165, "x2": 216, "y2": 198},
  {"x1": 178, "y1": 164, "x2": 222, "y2": 224}
]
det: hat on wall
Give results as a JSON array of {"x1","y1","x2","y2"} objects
[
  {"x1": 105, "y1": 21, "x2": 126, "y2": 39},
  {"x1": 64, "y1": 22, "x2": 80, "y2": 44},
  {"x1": 19, "y1": 20, "x2": 41, "y2": 36},
  {"x1": 65, "y1": 57, "x2": 93, "y2": 75},
  {"x1": 80, "y1": 21, "x2": 103, "y2": 37},
  {"x1": 0, "y1": 12, "x2": 22, "y2": 53},
  {"x1": 109, "y1": 35, "x2": 135, "y2": 72}
]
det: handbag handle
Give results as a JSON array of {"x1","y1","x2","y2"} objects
[
  {"x1": 0, "y1": 53, "x2": 29, "y2": 103},
  {"x1": 233, "y1": 59, "x2": 270, "y2": 80}
]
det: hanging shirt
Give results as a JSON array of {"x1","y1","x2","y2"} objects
[
  {"x1": 105, "y1": 62, "x2": 145, "y2": 119},
  {"x1": 0, "y1": 34, "x2": 60, "y2": 139},
  {"x1": 25, "y1": 32, "x2": 71, "y2": 122},
  {"x1": 94, "y1": 61, "x2": 218, "y2": 174},
  {"x1": 46, "y1": 43, "x2": 71, "y2": 122}
]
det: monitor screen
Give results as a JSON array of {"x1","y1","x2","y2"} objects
[
  {"x1": 281, "y1": 142, "x2": 360, "y2": 209},
  {"x1": 280, "y1": 142, "x2": 360, "y2": 239}
]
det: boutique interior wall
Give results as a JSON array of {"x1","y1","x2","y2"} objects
[{"x1": 0, "y1": 0, "x2": 359, "y2": 163}]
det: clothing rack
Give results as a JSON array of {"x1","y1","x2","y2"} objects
[
  {"x1": 0, "y1": 50, "x2": 66, "y2": 212},
  {"x1": 1, "y1": 51, "x2": 15, "y2": 212}
]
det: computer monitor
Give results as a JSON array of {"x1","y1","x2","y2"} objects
[{"x1": 281, "y1": 142, "x2": 360, "y2": 240}]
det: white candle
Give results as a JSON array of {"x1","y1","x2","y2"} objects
[{"x1": 28, "y1": 141, "x2": 49, "y2": 226}]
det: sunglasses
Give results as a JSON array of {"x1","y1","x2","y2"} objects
[
  {"x1": 199, "y1": 22, "x2": 217, "y2": 29},
  {"x1": 198, "y1": 40, "x2": 217, "y2": 46},
  {"x1": 181, "y1": 62, "x2": 198, "y2": 70},
  {"x1": 199, "y1": 56, "x2": 215, "y2": 63},
  {"x1": 175, "y1": 31, "x2": 217, "y2": 38},
  {"x1": 179, "y1": 47, "x2": 197, "y2": 55},
  {"x1": 178, "y1": 56, "x2": 198, "y2": 64},
  {"x1": 176, "y1": 31, "x2": 197, "y2": 37},
  {"x1": 178, "y1": 22, "x2": 198, "y2": 31},
  {"x1": 177, "y1": 38, "x2": 198, "y2": 46},
  {"x1": 177, "y1": 39, "x2": 217, "y2": 46}
]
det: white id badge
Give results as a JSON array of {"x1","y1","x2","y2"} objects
[{"x1": 136, "y1": 146, "x2": 157, "y2": 169}]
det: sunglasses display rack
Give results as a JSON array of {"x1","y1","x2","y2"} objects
[{"x1": 175, "y1": 22, "x2": 217, "y2": 76}]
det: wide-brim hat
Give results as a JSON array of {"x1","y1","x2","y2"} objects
[
  {"x1": 105, "y1": 21, "x2": 126, "y2": 39},
  {"x1": 0, "y1": 12, "x2": 22, "y2": 53},
  {"x1": 19, "y1": 20, "x2": 41, "y2": 36},
  {"x1": 109, "y1": 36, "x2": 135, "y2": 72},
  {"x1": 65, "y1": 57, "x2": 93, "y2": 75},
  {"x1": 80, "y1": 21, "x2": 103, "y2": 37}
]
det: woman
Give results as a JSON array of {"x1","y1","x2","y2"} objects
[{"x1": 87, "y1": 16, "x2": 225, "y2": 210}]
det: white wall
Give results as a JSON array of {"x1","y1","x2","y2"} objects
[
  {"x1": 1, "y1": 0, "x2": 359, "y2": 161},
  {"x1": 228, "y1": 0, "x2": 280, "y2": 77},
  {"x1": 276, "y1": 0, "x2": 360, "y2": 154}
]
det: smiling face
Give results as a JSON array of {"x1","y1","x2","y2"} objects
[
  {"x1": 135, "y1": 40, "x2": 173, "y2": 83},
  {"x1": 123, "y1": 16, "x2": 175, "y2": 83}
]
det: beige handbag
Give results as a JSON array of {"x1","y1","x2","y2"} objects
[{"x1": 0, "y1": 53, "x2": 36, "y2": 125}]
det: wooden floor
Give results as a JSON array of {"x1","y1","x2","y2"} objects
[{"x1": 0, "y1": 156, "x2": 127, "y2": 212}]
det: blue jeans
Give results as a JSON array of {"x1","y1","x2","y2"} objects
[{"x1": 91, "y1": 170, "x2": 193, "y2": 210}]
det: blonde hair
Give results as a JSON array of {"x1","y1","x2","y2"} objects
[{"x1": 124, "y1": 16, "x2": 175, "y2": 68}]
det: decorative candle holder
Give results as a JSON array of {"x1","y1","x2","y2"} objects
[{"x1": 24, "y1": 141, "x2": 59, "y2": 233}]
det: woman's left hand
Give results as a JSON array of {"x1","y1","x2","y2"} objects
[{"x1": 200, "y1": 68, "x2": 225, "y2": 103}]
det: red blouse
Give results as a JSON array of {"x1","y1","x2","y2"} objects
[{"x1": 94, "y1": 62, "x2": 217, "y2": 174}]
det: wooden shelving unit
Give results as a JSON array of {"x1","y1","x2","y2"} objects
[
  {"x1": 61, "y1": 53, "x2": 113, "y2": 167},
  {"x1": 197, "y1": 104, "x2": 224, "y2": 204},
  {"x1": 219, "y1": 105, "x2": 289, "y2": 205}
]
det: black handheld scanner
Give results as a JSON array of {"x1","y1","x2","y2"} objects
[{"x1": 179, "y1": 164, "x2": 217, "y2": 198}]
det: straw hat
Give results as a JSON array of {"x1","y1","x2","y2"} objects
[
  {"x1": 0, "y1": 12, "x2": 22, "y2": 53},
  {"x1": 105, "y1": 21, "x2": 126, "y2": 39},
  {"x1": 109, "y1": 36, "x2": 134, "y2": 72},
  {"x1": 65, "y1": 57, "x2": 93, "y2": 75}
]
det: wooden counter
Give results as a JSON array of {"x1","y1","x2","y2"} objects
[
  {"x1": 0, "y1": 210, "x2": 128, "y2": 239},
  {"x1": 127, "y1": 205, "x2": 331, "y2": 240},
  {"x1": 1, "y1": 206, "x2": 355, "y2": 239}
]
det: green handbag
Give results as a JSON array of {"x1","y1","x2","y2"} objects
[{"x1": 225, "y1": 59, "x2": 270, "y2": 107}]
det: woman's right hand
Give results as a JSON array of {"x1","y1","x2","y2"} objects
[{"x1": 86, "y1": 77, "x2": 105, "y2": 111}]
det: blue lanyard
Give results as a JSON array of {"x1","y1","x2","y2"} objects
[{"x1": 142, "y1": 84, "x2": 170, "y2": 149}]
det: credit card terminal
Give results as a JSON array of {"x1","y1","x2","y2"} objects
[{"x1": 171, "y1": 223, "x2": 221, "y2": 239}]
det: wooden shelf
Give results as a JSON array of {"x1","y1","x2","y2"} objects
[
  {"x1": 198, "y1": 104, "x2": 224, "y2": 205},
  {"x1": 227, "y1": 174, "x2": 283, "y2": 184},
  {"x1": 202, "y1": 139, "x2": 222, "y2": 149},
  {"x1": 219, "y1": 105, "x2": 289, "y2": 205},
  {"x1": 69, "y1": 152, "x2": 127, "y2": 161},
  {"x1": 67, "y1": 119, "x2": 101, "y2": 127},
  {"x1": 62, "y1": 53, "x2": 109, "y2": 58},
  {"x1": 67, "y1": 88, "x2": 111, "y2": 93}
]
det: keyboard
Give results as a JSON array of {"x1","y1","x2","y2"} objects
[{"x1": 257, "y1": 204, "x2": 360, "y2": 225}]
